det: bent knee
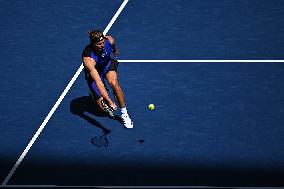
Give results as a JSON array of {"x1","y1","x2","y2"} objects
[{"x1": 109, "y1": 81, "x2": 120, "y2": 89}]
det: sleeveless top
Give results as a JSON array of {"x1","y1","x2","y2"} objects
[{"x1": 82, "y1": 39, "x2": 113, "y2": 80}]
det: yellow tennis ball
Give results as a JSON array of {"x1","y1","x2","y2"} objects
[{"x1": 148, "y1": 104, "x2": 155, "y2": 110}]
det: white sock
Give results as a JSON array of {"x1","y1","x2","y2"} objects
[{"x1": 121, "y1": 107, "x2": 128, "y2": 115}]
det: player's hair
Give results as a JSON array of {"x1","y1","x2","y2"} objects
[{"x1": 88, "y1": 30, "x2": 105, "y2": 44}]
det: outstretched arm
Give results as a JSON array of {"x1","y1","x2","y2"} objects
[{"x1": 83, "y1": 57, "x2": 116, "y2": 109}]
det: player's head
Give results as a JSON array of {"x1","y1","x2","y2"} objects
[{"x1": 88, "y1": 30, "x2": 106, "y2": 51}]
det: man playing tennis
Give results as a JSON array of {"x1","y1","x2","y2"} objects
[{"x1": 82, "y1": 29, "x2": 133, "y2": 129}]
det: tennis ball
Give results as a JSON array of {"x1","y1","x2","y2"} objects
[{"x1": 148, "y1": 104, "x2": 155, "y2": 110}]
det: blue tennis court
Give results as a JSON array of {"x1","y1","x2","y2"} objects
[{"x1": 1, "y1": 0, "x2": 284, "y2": 187}]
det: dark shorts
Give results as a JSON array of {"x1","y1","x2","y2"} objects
[{"x1": 87, "y1": 59, "x2": 119, "y2": 100}]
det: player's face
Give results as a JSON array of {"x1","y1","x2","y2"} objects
[{"x1": 95, "y1": 38, "x2": 106, "y2": 51}]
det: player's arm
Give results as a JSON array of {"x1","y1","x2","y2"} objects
[
  {"x1": 83, "y1": 57, "x2": 115, "y2": 107},
  {"x1": 106, "y1": 35, "x2": 119, "y2": 57}
]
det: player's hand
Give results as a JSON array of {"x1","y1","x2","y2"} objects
[
  {"x1": 109, "y1": 102, "x2": 117, "y2": 111},
  {"x1": 113, "y1": 49, "x2": 119, "y2": 58}
]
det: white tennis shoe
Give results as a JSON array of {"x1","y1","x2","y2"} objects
[{"x1": 121, "y1": 114, "x2": 133, "y2": 128}]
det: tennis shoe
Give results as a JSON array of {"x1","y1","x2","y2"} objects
[{"x1": 121, "y1": 113, "x2": 133, "y2": 128}]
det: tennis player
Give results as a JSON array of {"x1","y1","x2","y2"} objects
[{"x1": 82, "y1": 30, "x2": 133, "y2": 128}]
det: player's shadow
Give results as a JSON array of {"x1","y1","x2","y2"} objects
[{"x1": 70, "y1": 96, "x2": 123, "y2": 133}]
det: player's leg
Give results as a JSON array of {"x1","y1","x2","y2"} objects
[
  {"x1": 104, "y1": 59, "x2": 125, "y2": 108},
  {"x1": 105, "y1": 60, "x2": 133, "y2": 128},
  {"x1": 106, "y1": 71, "x2": 125, "y2": 108}
]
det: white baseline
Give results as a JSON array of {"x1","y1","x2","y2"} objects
[{"x1": 1, "y1": 0, "x2": 129, "y2": 186}]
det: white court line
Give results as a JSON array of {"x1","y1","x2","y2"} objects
[
  {"x1": 119, "y1": 60, "x2": 284, "y2": 63},
  {"x1": 1, "y1": 0, "x2": 129, "y2": 186}
]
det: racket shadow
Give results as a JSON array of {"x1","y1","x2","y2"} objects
[{"x1": 91, "y1": 132, "x2": 110, "y2": 147}]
